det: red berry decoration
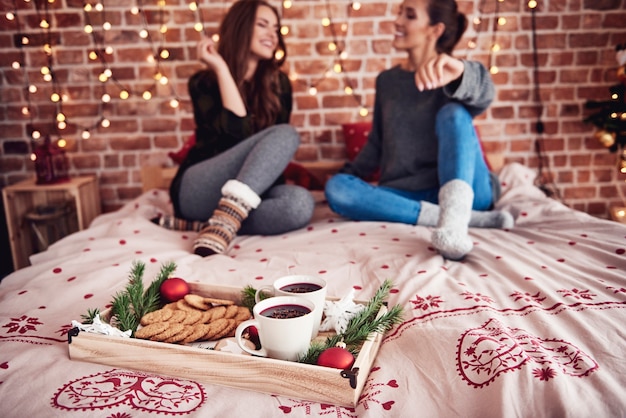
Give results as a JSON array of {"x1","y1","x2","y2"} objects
[
  {"x1": 316, "y1": 346, "x2": 355, "y2": 369},
  {"x1": 160, "y1": 277, "x2": 190, "y2": 302}
]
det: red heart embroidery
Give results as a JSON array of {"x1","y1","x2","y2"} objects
[
  {"x1": 387, "y1": 379, "x2": 398, "y2": 388},
  {"x1": 382, "y1": 401, "x2": 395, "y2": 410}
]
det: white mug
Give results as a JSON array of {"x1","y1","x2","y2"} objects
[
  {"x1": 235, "y1": 296, "x2": 315, "y2": 361},
  {"x1": 255, "y1": 275, "x2": 327, "y2": 338}
]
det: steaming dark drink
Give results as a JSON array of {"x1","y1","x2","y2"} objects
[
  {"x1": 279, "y1": 282, "x2": 322, "y2": 294},
  {"x1": 260, "y1": 304, "x2": 311, "y2": 319}
]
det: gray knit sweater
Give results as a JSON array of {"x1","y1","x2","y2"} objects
[{"x1": 343, "y1": 61, "x2": 495, "y2": 192}]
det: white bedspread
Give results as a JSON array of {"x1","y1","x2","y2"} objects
[{"x1": 1, "y1": 163, "x2": 624, "y2": 417}]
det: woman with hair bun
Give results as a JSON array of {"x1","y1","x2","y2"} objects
[{"x1": 325, "y1": 0, "x2": 513, "y2": 260}]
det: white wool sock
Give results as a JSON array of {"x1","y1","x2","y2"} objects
[
  {"x1": 418, "y1": 201, "x2": 514, "y2": 229},
  {"x1": 431, "y1": 180, "x2": 474, "y2": 260}
]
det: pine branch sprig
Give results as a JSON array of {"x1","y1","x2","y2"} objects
[
  {"x1": 143, "y1": 261, "x2": 177, "y2": 314},
  {"x1": 297, "y1": 279, "x2": 404, "y2": 365}
]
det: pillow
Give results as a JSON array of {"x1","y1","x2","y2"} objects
[{"x1": 168, "y1": 134, "x2": 196, "y2": 165}]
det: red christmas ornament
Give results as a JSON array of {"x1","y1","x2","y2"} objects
[
  {"x1": 316, "y1": 346, "x2": 355, "y2": 369},
  {"x1": 160, "y1": 277, "x2": 190, "y2": 302}
]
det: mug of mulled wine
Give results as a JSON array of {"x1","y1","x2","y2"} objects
[
  {"x1": 235, "y1": 296, "x2": 316, "y2": 361},
  {"x1": 255, "y1": 275, "x2": 327, "y2": 338}
]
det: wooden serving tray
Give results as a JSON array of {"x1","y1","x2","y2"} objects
[{"x1": 67, "y1": 282, "x2": 386, "y2": 407}]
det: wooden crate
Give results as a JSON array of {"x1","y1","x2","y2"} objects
[
  {"x1": 68, "y1": 283, "x2": 385, "y2": 407},
  {"x1": 2, "y1": 176, "x2": 101, "y2": 270}
]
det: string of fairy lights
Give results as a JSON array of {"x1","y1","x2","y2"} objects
[{"x1": 5, "y1": 0, "x2": 537, "y2": 157}]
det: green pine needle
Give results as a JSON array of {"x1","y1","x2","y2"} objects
[
  {"x1": 297, "y1": 279, "x2": 404, "y2": 365},
  {"x1": 80, "y1": 308, "x2": 100, "y2": 324},
  {"x1": 98, "y1": 260, "x2": 178, "y2": 336}
]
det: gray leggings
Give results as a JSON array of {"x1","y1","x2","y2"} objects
[{"x1": 178, "y1": 124, "x2": 315, "y2": 235}]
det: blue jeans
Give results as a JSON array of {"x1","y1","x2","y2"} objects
[{"x1": 325, "y1": 103, "x2": 494, "y2": 224}]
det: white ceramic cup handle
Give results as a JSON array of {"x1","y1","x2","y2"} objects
[
  {"x1": 235, "y1": 319, "x2": 267, "y2": 357},
  {"x1": 254, "y1": 285, "x2": 274, "y2": 303}
]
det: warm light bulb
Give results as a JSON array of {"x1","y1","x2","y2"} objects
[
  {"x1": 120, "y1": 90, "x2": 129, "y2": 99},
  {"x1": 51, "y1": 93, "x2": 60, "y2": 102},
  {"x1": 359, "y1": 107, "x2": 368, "y2": 117},
  {"x1": 32, "y1": 130, "x2": 41, "y2": 139},
  {"x1": 528, "y1": 0, "x2": 537, "y2": 8},
  {"x1": 102, "y1": 93, "x2": 111, "y2": 102},
  {"x1": 95, "y1": 3, "x2": 103, "y2": 11},
  {"x1": 275, "y1": 49, "x2": 285, "y2": 60},
  {"x1": 281, "y1": 26, "x2": 289, "y2": 35},
  {"x1": 328, "y1": 42, "x2": 337, "y2": 52},
  {"x1": 56, "y1": 113, "x2": 66, "y2": 122},
  {"x1": 57, "y1": 139, "x2": 67, "y2": 148},
  {"x1": 29, "y1": 85, "x2": 37, "y2": 93},
  {"x1": 89, "y1": 51, "x2": 98, "y2": 60},
  {"x1": 12, "y1": 61, "x2": 20, "y2": 69},
  {"x1": 21, "y1": 106, "x2": 29, "y2": 115},
  {"x1": 105, "y1": 46, "x2": 113, "y2": 54},
  {"x1": 490, "y1": 66, "x2": 499, "y2": 74},
  {"x1": 84, "y1": 25, "x2": 93, "y2": 33},
  {"x1": 194, "y1": 22, "x2": 203, "y2": 32},
  {"x1": 82, "y1": 130, "x2": 91, "y2": 139},
  {"x1": 308, "y1": 86, "x2": 317, "y2": 95},
  {"x1": 170, "y1": 99, "x2": 180, "y2": 108},
  {"x1": 333, "y1": 63, "x2": 342, "y2": 73},
  {"x1": 352, "y1": 2, "x2": 362, "y2": 11},
  {"x1": 40, "y1": 19, "x2": 49, "y2": 29},
  {"x1": 189, "y1": 2, "x2": 198, "y2": 11},
  {"x1": 57, "y1": 121, "x2": 66, "y2": 130},
  {"x1": 159, "y1": 76, "x2": 168, "y2": 85},
  {"x1": 84, "y1": 4, "x2": 92, "y2": 11},
  {"x1": 139, "y1": 29, "x2": 148, "y2": 39},
  {"x1": 160, "y1": 49, "x2": 170, "y2": 59},
  {"x1": 322, "y1": 17, "x2": 330, "y2": 27},
  {"x1": 101, "y1": 118, "x2": 110, "y2": 128},
  {"x1": 344, "y1": 86, "x2": 353, "y2": 95},
  {"x1": 498, "y1": 17, "x2": 507, "y2": 26},
  {"x1": 6, "y1": 12, "x2": 15, "y2": 20},
  {"x1": 103, "y1": 22, "x2": 112, "y2": 30},
  {"x1": 143, "y1": 91, "x2": 152, "y2": 100},
  {"x1": 283, "y1": 0, "x2": 292, "y2": 8},
  {"x1": 131, "y1": 7, "x2": 139, "y2": 14}
]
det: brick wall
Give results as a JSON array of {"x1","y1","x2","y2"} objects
[{"x1": 1, "y1": 0, "x2": 626, "y2": 216}]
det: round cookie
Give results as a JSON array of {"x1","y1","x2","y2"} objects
[
  {"x1": 140, "y1": 308, "x2": 173, "y2": 326},
  {"x1": 181, "y1": 309, "x2": 203, "y2": 325},
  {"x1": 134, "y1": 322, "x2": 169, "y2": 340},
  {"x1": 203, "y1": 318, "x2": 231, "y2": 341},
  {"x1": 163, "y1": 325, "x2": 197, "y2": 344},
  {"x1": 184, "y1": 294, "x2": 211, "y2": 310},
  {"x1": 150, "y1": 323, "x2": 185, "y2": 342},
  {"x1": 182, "y1": 323, "x2": 212, "y2": 344}
]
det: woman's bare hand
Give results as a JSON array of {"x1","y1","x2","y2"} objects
[
  {"x1": 197, "y1": 37, "x2": 227, "y2": 71},
  {"x1": 414, "y1": 54, "x2": 464, "y2": 91}
]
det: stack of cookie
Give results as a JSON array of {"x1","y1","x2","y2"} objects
[{"x1": 134, "y1": 293, "x2": 252, "y2": 344}]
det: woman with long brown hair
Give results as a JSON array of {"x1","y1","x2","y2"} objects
[{"x1": 167, "y1": 0, "x2": 314, "y2": 257}]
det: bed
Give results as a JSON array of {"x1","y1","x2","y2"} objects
[{"x1": 0, "y1": 162, "x2": 624, "y2": 417}]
